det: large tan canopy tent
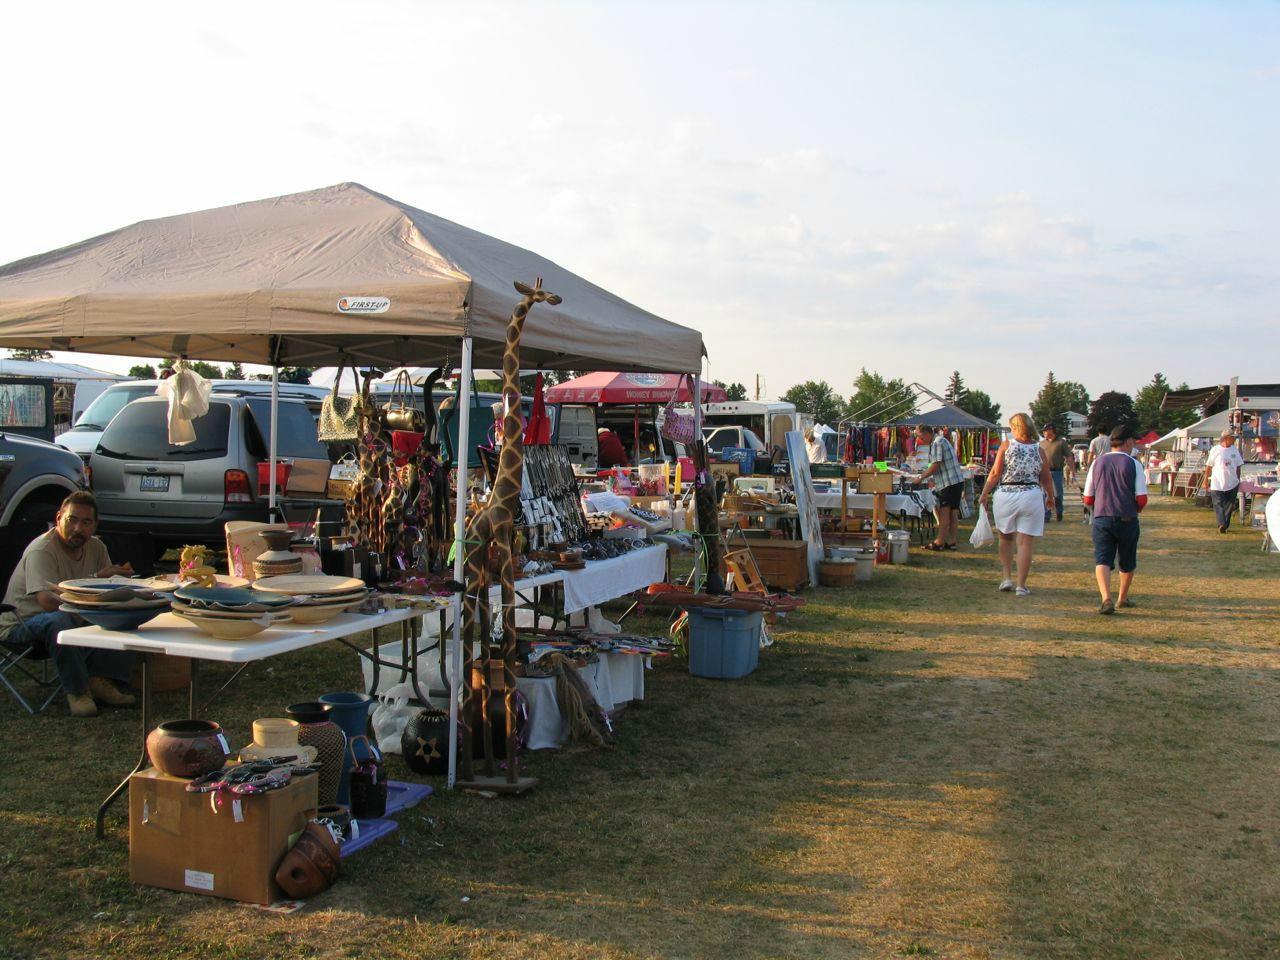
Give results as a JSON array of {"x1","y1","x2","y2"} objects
[
  {"x1": 0, "y1": 183, "x2": 708, "y2": 789},
  {"x1": 0, "y1": 181, "x2": 705, "y2": 373}
]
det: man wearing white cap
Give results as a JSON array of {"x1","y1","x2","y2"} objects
[{"x1": 1203, "y1": 430, "x2": 1245, "y2": 533}]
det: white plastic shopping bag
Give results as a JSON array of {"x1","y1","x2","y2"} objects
[
  {"x1": 969, "y1": 505, "x2": 994, "y2": 549},
  {"x1": 370, "y1": 682, "x2": 421, "y2": 754}
]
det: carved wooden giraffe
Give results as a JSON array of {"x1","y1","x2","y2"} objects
[{"x1": 459, "y1": 278, "x2": 561, "y2": 785}]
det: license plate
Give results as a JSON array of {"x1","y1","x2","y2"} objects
[{"x1": 139, "y1": 475, "x2": 170, "y2": 492}]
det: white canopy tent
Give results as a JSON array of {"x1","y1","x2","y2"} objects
[{"x1": 0, "y1": 183, "x2": 709, "y2": 787}]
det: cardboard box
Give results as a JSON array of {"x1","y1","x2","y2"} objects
[{"x1": 129, "y1": 768, "x2": 318, "y2": 904}]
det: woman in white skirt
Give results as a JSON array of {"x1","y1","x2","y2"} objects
[{"x1": 977, "y1": 413, "x2": 1055, "y2": 597}]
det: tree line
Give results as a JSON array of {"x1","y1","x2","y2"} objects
[
  {"x1": 1029, "y1": 370, "x2": 1200, "y2": 437},
  {"x1": 777, "y1": 369, "x2": 1003, "y2": 427}
]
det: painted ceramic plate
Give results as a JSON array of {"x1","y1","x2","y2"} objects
[{"x1": 174, "y1": 586, "x2": 295, "y2": 608}]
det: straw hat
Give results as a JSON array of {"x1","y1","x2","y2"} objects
[{"x1": 238, "y1": 717, "x2": 319, "y2": 763}]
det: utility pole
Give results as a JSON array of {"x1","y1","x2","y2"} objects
[{"x1": 754, "y1": 374, "x2": 765, "y2": 401}]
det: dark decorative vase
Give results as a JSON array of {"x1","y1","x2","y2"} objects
[
  {"x1": 401, "y1": 708, "x2": 451, "y2": 776},
  {"x1": 275, "y1": 821, "x2": 341, "y2": 899},
  {"x1": 318, "y1": 691, "x2": 373, "y2": 806},
  {"x1": 316, "y1": 804, "x2": 353, "y2": 841},
  {"x1": 146, "y1": 719, "x2": 230, "y2": 778},
  {"x1": 287, "y1": 701, "x2": 346, "y2": 807}
]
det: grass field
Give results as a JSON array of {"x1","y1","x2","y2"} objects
[{"x1": 2, "y1": 494, "x2": 1278, "y2": 959}]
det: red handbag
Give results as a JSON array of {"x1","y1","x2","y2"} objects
[{"x1": 391, "y1": 429, "x2": 424, "y2": 458}]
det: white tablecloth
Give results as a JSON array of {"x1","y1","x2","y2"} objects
[
  {"x1": 810, "y1": 489, "x2": 937, "y2": 517},
  {"x1": 558, "y1": 545, "x2": 667, "y2": 614},
  {"x1": 518, "y1": 653, "x2": 645, "y2": 750}
]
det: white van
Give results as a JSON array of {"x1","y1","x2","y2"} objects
[{"x1": 700, "y1": 400, "x2": 811, "y2": 455}]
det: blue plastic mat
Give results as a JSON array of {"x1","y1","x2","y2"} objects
[{"x1": 339, "y1": 780, "x2": 433, "y2": 858}]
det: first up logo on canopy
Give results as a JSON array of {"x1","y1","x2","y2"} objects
[{"x1": 337, "y1": 296, "x2": 391, "y2": 314}]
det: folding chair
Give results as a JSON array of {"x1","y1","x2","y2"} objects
[{"x1": 0, "y1": 604, "x2": 61, "y2": 714}]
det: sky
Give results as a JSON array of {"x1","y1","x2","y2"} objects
[{"x1": 2, "y1": 0, "x2": 1277, "y2": 418}]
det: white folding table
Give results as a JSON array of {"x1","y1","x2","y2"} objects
[{"x1": 59, "y1": 603, "x2": 449, "y2": 838}]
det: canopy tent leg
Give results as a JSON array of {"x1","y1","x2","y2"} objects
[
  {"x1": 268, "y1": 355, "x2": 280, "y2": 521},
  {"x1": 447, "y1": 337, "x2": 474, "y2": 790}
]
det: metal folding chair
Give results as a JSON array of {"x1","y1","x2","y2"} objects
[{"x1": 0, "y1": 604, "x2": 61, "y2": 715}]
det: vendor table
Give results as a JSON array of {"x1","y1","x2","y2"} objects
[
  {"x1": 812, "y1": 488, "x2": 938, "y2": 543},
  {"x1": 518, "y1": 654, "x2": 645, "y2": 749},
  {"x1": 59, "y1": 604, "x2": 441, "y2": 839}
]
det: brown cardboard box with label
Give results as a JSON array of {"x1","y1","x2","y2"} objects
[{"x1": 129, "y1": 768, "x2": 319, "y2": 904}]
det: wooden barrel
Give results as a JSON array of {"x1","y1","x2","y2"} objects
[{"x1": 818, "y1": 559, "x2": 857, "y2": 587}]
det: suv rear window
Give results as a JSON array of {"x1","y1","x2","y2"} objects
[
  {"x1": 245, "y1": 399, "x2": 328, "y2": 460},
  {"x1": 97, "y1": 401, "x2": 230, "y2": 460}
]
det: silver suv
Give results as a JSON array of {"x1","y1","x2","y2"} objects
[{"x1": 90, "y1": 392, "x2": 337, "y2": 552}]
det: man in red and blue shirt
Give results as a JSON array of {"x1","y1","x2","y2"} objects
[{"x1": 1082, "y1": 424, "x2": 1148, "y2": 615}]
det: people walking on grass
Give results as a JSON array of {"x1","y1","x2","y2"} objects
[
  {"x1": 1203, "y1": 430, "x2": 1244, "y2": 533},
  {"x1": 1086, "y1": 425, "x2": 1111, "y2": 468},
  {"x1": 1083, "y1": 425, "x2": 1148, "y2": 615},
  {"x1": 915, "y1": 424, "x2": 964, "y2": 551},
  {"x1": 1039, "y1": 423, "x2": 1072, "y2": 523},
  {"x1": 977, "y1": 413, "x2": 1055, "y2": 596}
]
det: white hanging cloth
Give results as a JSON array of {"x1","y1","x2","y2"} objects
[{"x1": 156, "y1": 359, "x2": 212, "y2": 445}]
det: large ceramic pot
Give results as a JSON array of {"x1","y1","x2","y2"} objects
[
  {"x1": 146, "y1": 719, "x2": 230, "y2": 778},
  {"x1": 275, "y1": 821, "x2": 341, "y2": 899},
  {"x1": 401, "y1": 708, "x2": 450, "y2": 776},
  {"x1": 287, "y1": 701, "x2": 346, "y2": 807},
  {"x1": 318, "y1": 691, "x2": 373, "y2": 805}
]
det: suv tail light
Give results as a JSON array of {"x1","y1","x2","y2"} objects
[{"x1": 224, "y1": 469, "x2": 253, "y2": 504}]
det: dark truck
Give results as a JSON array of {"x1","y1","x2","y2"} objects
[{"x1": 0, "y1": 376, "x2": 91, "y2": 576}]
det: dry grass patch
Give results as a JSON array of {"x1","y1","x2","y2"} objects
[{"x1": 2, "y1": 496, "x2": 1279, "y2": 958}]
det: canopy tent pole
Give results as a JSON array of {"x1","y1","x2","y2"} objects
[
  {"x1": 447, "y1": 337, "x2": 474, "y2": 790},
  {"x1": 268, "y1": 351, "x2": 280, "y2": 520}
]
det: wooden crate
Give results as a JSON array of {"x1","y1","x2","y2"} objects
[{"x1": 740, "y1": 539, "x2": 809, "y2": 591}]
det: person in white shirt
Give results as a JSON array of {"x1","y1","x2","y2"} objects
[
  {"x1": 804, "y1": 428, "x2": 827, "y2": 464},
  {"x1": 1203, "y1": 430, "x2": 1245, "y2": 533}
]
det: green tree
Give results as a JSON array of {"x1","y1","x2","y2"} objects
[
  {"x1": 959, "y1": 388, "x2": 1001, "y2": 425},
  {"x1": 1087, "y1": 391, "x2": 1137, "y2": 437},
  {"x1": 1029, "y1": 371, "x2": 1070, "y2": 430},
  {"x1": 127, "y1": 363, "x2": 157, "y2": 379},
  {"x1": 187, "y1": 360, "x2": 224, "y2": 379},
  {"x1": 1135, "y1": 374, "x2": 1200, "y2": 434},
  {"x1": 6, "y1": 348, "x2": 53, "y2": 361},
  {"x1": 223, "y1": 362, "x2": 246, "y2": 380},
  {"x1": 846, "y1": 369, "x2": 914, "y2": 422},
  {"x1": 781, "y1": 380, "x2": 846, "y2": 425},
  {"x1": 279, "y1": 366, "x2": 313, "y2": 384},
  {"x1": 944, "y1": 371, "x2": 966, "y2": 405},
  {"x1": 1059, "y1": 380, "x2": 1090, "y2": 418},
  {"x1": 1133, "y1": 373, "x2": 1173, "y2": 434},
  {"x1": 725, "y1": 382, "x2": 748, "y2": 402}
]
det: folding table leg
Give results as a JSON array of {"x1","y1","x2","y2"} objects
[{"x1": 96, "y1": 654, "x2": 152, "y2": 840}]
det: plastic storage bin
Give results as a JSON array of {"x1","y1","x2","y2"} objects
[{"x1": 687, "y1": 608, "x2": 762, "y2": 679}]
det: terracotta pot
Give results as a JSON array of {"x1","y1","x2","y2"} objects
[
  {"x1": 146, "y1": 719, "x2": 230, "y2": 779},
  {"x1": 259, "y1": 529, "x2": 295, "y2": 552},
  {"x1": 288, "y1": 701, "x2": 346, "y2": 807},
  {"x1": 275, "y1": 821, "x2": 341, "y2": 899}
]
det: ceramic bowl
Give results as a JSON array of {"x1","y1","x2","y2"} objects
[
  {"x1": 60, "y1": 604, "x2": 166, "y2": 631},
  {"x1": 286, "y1": 601, "x2": 362, "y2": 625},
  {"x1": 172, "y1": 609, "x2": 286, "y2": 639}
]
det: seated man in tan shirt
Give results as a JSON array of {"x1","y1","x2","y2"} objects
[{"x1": 0, "y1": 491, "x2": 137, "y2": 717}]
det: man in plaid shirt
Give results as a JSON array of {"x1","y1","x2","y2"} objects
[{"x1": 916, "y1": 424, "x2": 965, "y2": 550}]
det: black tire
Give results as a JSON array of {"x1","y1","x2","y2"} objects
[{"x1": 10, "y1": 499, "x2": 58, "y2": 529}]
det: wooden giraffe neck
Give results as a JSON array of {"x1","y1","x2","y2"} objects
[{"x1": 488, "y1": 295, "x2": 534, "y2": 516}]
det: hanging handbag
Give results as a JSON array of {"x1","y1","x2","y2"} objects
[
  {"x1": 318, "y1": 363, "x2": 361, "y2": 441},
  {"x1": 660, "y1": 375, "x2": 698, "y2": 446},
  {"x1": 380, "y1": 370, "x2": 425, "y2": 432},
  {"x1": 347, "y1": 734, "x2": 387, "y2": 819}
]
